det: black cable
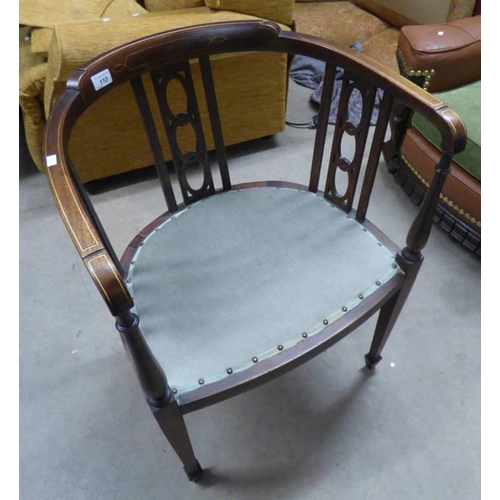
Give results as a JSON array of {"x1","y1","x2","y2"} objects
[
  {"x1": 286, "y1": 121, "x2": 312, "y2": 128},
  {"x1": 285, "y1": 114, "x2": 319, "y2": 130}
]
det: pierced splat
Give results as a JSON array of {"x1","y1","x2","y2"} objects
[
  {"x1": 324, "y1": 72, "x2": 377, "y2": 211},
  {"x1": 131, "y1": 56, "x2": 230, "y2": 213},
  {"x1": 151, "y1": 61, "x2": 215, "y2": 206}
]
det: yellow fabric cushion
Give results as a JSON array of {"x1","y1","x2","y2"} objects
[
  {"x1": 19, "y1": 26, "x2": 45, "y2": 71},
  {"x1": 19, "y1": 60, "x2": 47, "y2": 170},
  {"x1": 145, "y1": 0, "x2": 205, "y2": 11},
  {"x1": 294, "y1": 1, "x2": 389, "y2": 47},
  {"x1": 20, "y1": 0, "x2": 147, "y2": 28},
  {"x1": 19, "y1": 0, "x2": 110, "y2": 28},
  {"x1": 204, "y1": 0, "x2": 294, "y2": 26},
  {"x1": 362, "y1": 27, "x2": 400, "y2": 72},
  {"x1": 447, "y1": 0, "x2": 476, "y2": 20},
  {"x1": 103, "y1": 0, "x2": 148, "y2": 17},
  {"x1": 30, "y1": 28, "x2": 53, "y2": 56}
]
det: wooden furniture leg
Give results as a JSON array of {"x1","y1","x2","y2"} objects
[
  {"x1": 116, "y1": 312, "x2": 203, "y2": 480},
  {"x1": 365, "y1": 258, "x2": 423, "y2": 368},
  {"x1": 151, "y1": 401, "x2": 204, "y2": 482}
]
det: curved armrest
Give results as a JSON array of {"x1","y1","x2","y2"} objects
[
  {"x1": 44, "y1": 90, "x2": 134, "y2": 317},
  {"x1": 397, "y1": 15, "x2": 481, "y2": 92}
]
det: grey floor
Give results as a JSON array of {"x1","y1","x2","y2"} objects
[{"x1": 19, "y1": 81, "x2": 481, "y2": 500}]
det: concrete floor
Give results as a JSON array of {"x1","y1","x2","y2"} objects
[{"x1": 19, "y1": 81, "x2": 481, "y2": 499}]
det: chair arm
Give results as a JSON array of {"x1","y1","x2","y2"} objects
[
  {"x1": 44, "y1": 90, "x2": 134, "y2": 317},
  {"x1": 397, "y1": 15, "x2": 481, "y2": 92}
]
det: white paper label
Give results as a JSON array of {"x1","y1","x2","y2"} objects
[
  {"x1": 46, "y1": 154, "x2": 57, "y2": 167},
  {"x1": 91, "y1": 69, "x2": 113, "y2": 91}
]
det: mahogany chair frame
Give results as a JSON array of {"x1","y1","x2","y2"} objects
[{"x1": 43, "y1": 21, "x2": 466, "y2": 482}]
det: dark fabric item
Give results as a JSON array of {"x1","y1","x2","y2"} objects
[
  {"x1": 290, "y1": 55, "x2": 326, "y2": 89},
  {"x1": 290, "y1": 44, "x2": 383, "y2": 125}
]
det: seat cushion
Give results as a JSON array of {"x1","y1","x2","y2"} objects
[
  {"x1": 411, "y1": 80, "x2": 481, "y2": 181},
  {"x1": 126, "y1": 187, "x2": 400, "y2": 393}
]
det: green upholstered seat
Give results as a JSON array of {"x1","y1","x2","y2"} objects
[
  {"x1": 126, "y1": 187, "x2": 401, "y2": 394},
  {"x1": 412, "y1": 80, "x2": 481, "y2": 181}
]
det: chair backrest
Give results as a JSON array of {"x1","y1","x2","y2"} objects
[{"x1": 44, "y1": 20, "x2": 466, "y2": 317}]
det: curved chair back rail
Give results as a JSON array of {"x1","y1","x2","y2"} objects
[
  {"x1": 45, "y1": 22, "x2": 466, "y2": 280},
  {"x1": 53, "y1": 21, "x2": 467, "y2": 151},
  {"x1": 43, "y1": 21, "x2": 467, "y2": 481}
]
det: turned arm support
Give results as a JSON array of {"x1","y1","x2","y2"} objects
[
  {"x1": 44, "y1": 88, "x2": 172, "y2": 406},
  {"x1": 387, "y1": 15, "x2": 480, "y2": 174},
  {"x1": 399, "y1": 99, "x2": 467, "y2": 259},
  {"x1": 45, "y1": 85, "x2": 172, "y2": 406}
]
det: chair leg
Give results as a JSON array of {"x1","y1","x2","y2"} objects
[
  {"x1": 151, "y1": 400, "x2": 204, "y2": 482},
  {"x1": 116, "y1": 313, "x2": 203, "y2": 481},
  {"x1": 365, "y1": 292, "x2": 401, "y2": 368},
  {"x1": 365, "y1": 258, "x2": 423, "y2": 369}
]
